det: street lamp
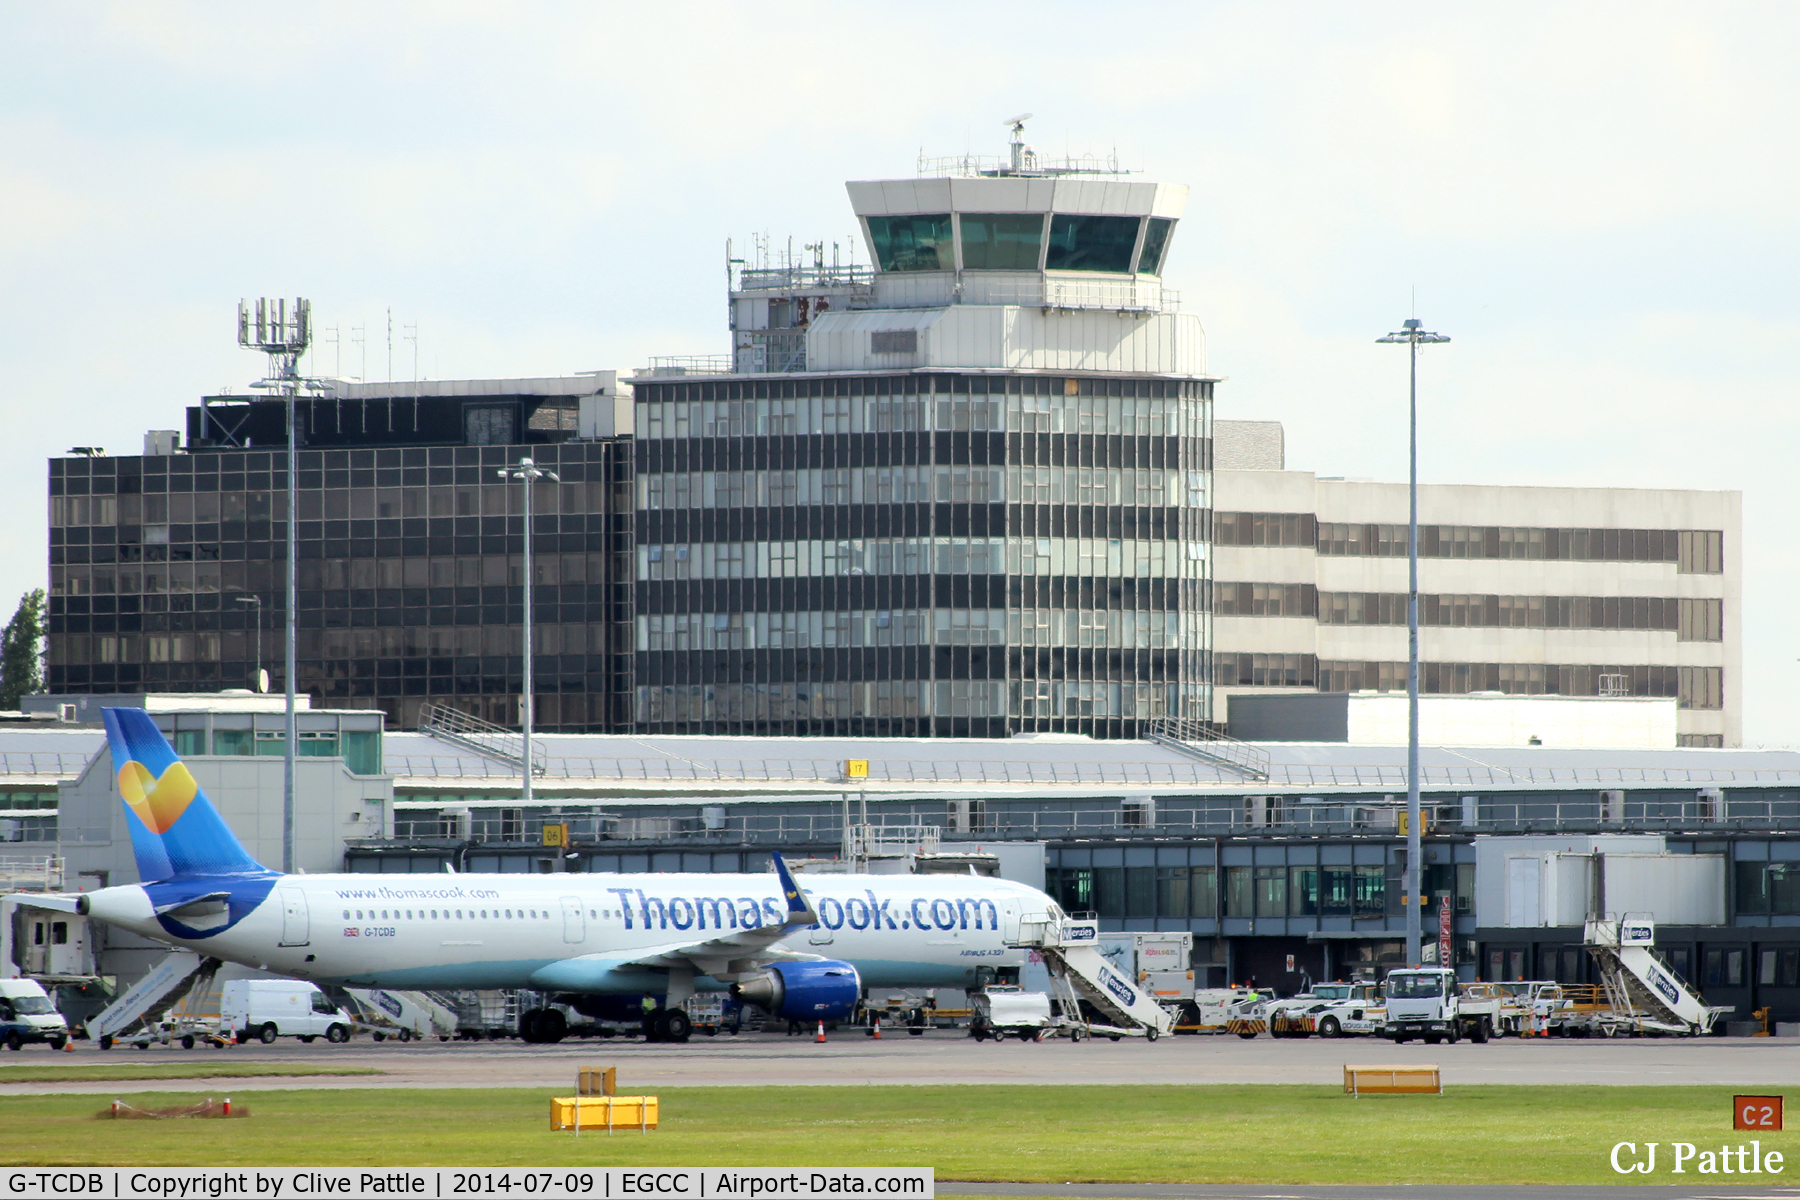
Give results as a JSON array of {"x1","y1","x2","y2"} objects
[
  {"x1": 234, "y1": 595, "x2": 264, "y2": 692},
  {"x1": 496, "y1": 456, "x2": 559, "y2": 807},
  {"x1": 1376, "y1": 317, "x2": 1450, "y2": 969}
]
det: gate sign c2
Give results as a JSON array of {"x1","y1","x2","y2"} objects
[{"x1": 1737, "y1": 1095, "x2": 1784, "y2": 1131}]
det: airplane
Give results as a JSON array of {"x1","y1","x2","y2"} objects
[{"x1": 64, "y1": 708, "x2": 1066, "y2": 1043}]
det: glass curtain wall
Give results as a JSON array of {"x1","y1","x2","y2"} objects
[{"x1": 633, "y1": 370, "x2": 1213, "y2": 738}]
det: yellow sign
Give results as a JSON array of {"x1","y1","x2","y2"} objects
[
  {"x1": 844, "y1": 760, "x2": 870, "y2": 779},
  {"x1": 1397, "y1": 811, "x2": 1431, "y2": 836},
  {"x1": 541, "y1": 823, "x2": 569, "y2": 847}
]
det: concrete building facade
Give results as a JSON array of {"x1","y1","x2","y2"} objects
[{"x1": 1212, "y1": 422, "x2": 1740, "y2": 746}]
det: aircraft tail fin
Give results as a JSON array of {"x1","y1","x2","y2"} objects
[{"x1": 102, "y1": 707, "x2": 271, "y2": 882}]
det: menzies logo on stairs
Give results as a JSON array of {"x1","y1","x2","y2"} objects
[{"x1": 1099, "y1": 967, "x2": 1138, "y2": 1010}]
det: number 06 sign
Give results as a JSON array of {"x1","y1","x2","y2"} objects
[{"x1": 1736, "y1": 1095, "x2": 1784, "y2": 1131}]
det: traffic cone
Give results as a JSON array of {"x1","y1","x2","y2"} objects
[
  {"x1": 815, "y1": 1021, "x2": 826, "y2": 1043},
  {"x1": 63, "y1": 1039, "x2": 75, "y2": 1053},
  {"x1": 872, "y1": 1015, "x2": 882, "y2": 1040}
]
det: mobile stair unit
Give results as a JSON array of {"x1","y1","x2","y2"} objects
[
  {"x1": 1009, "y1": 915, "x2": 1174, "y2": 1040},
  {"x1": 88, "y1": 951, "x2": 223, "y2": 1048},
  {"x1": 1584, "y1": 915, "x2": 1730, "y2": 1036}
]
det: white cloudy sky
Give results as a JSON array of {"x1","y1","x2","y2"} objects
[{"x1": 3, "y1": 3, "x2": 1795, "y2": 743}]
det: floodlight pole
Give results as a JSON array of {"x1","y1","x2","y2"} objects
[
  {"x1": 238, "y1": 297, "x2": 313, "y2": 875},
  {"x1": 498, "y1": 457, "x2": 559, "y2": 807},
  {"x1": 1377, "y1": 318, "x2": 1449, "y2": 969}
]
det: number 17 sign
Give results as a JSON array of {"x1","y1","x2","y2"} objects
[{"x1": 1735, "y1": 1095, "x2": 1783, "y2": 1131}]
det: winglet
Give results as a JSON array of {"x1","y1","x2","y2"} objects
[{"x1": 769, "y1": 851, "x2": 819, "y2": 927}]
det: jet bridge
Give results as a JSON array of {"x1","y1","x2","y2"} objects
[
  {"x1": 1009, "y1": 916, "x2": 1173, "y2": 1039},
  {"x1": 1584, "y1": 915, "x2": 1730, "y2": 1036}
]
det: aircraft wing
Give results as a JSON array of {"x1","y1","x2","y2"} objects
[{"x1": 527, "y1": 851, "x2": 824, "y2": 991}]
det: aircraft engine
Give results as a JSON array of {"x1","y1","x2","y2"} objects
[{"x1": 731, "y1": 960, "x2": 861, "y2": 1022}]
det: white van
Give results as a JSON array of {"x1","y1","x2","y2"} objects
[
  {"x1": 0, "y1": 978, "x2": 69, "y2": 1050},
  {"x1": 220, "y1": 979, "x2": 353, "y2": 1045}
]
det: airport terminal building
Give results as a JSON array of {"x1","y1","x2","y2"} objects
[{"x1": 5, "y1": 701, "x2": 1800, "y2": 1024}]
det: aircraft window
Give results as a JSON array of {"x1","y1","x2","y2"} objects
[
  {"x1": 356, "y1": 910, "x2": 363, "y2": 920},
  {"x1": 343, "y1": 910, "x2": 351, "y2": 920},
  {"x1": 381, "y1": 910, "x2": 388, "y2": 919},
  {"x1": 1045, "y1": 214, "x2": 1140, "y2": 273},
  {"x1": 454, "y1": 909, "x2": 462, "y2": 918},
  {"x1": 589, "y1": 910, "x2": 597, "y2": 919},
  {"x1": 405, "y1": 910, "x2": 412, "y2": 919},
  {"x1": 504, "y1": 909, "x2": 512, "y2": 919},
  {"x1": 429, "y1": 910, "x2": 436, "y2": 919}
]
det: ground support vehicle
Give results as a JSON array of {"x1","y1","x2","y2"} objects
[
  {"x1": 1578, "y1": 918, "x2": 1732, "y2": 1036},
  {"x1": 1271, "y1": 982, "x2": 1384, "y2": 1038},
  {"x1": 970, "y1": 986, "x2": 1064, "y2": 1042},
  {"x1": 0, "y1": 978, "x2": 68, "y2": 1050},
  {"x1": 1383, "y1": 968, "x2": 1493, "y2": 1044},
  {"x1": 1176, "y1": 987, "x2": 1270, "y2": 1036},
  {"x1": 1310, "y1": 995, "x2": 1386, "y2": 1038},
  {"x1": 683, "y1": 994, "x2": 744, "y2": 1036},
  {"x1": 221, "y1": 979, "x2": 354, "y2": 1045}
]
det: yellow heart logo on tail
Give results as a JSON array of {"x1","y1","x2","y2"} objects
[{"x1": 118, "y1": 760, "x2": 199, "y2": 835}]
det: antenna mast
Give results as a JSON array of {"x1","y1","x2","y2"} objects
[{"x1": 236, "y1": 297, "x2": 321, "y2": 875}]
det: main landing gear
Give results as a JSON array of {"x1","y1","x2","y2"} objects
[{"x1": 642, "y1": 1007, "x2": 692, "y2": 1043}]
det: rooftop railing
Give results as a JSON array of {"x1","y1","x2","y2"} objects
[
  {"x1": 383, "y1": 753, "x2": 1800, "y2": 792},
  {"x1": 366, "y1": 793, "x2": 1800, "y2": 849}
]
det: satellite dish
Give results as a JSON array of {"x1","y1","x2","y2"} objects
[{"x1": 1004, "y1": 113, "x2": 1033, "y2": 130}]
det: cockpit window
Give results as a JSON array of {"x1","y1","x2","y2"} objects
[
  {"x1": 1137, "y1": 218, "x2": 1174, "y2": 275},
  {"x1": 960, "y1": 214, "x2": 1044, "y2": 270},
  {"x1": 1045, "y1": 215, "x2": 1140, "y2": 274},
  {"x1": 867, "y1": 215, "x2": 953, "y2": 272}
]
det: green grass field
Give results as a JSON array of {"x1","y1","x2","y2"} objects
[
  {"x1": 0, "y1": 1085, "x2": 1785, "y2": 1183},
  {"x1": 0, "y1": 1063, "x2": 383, "y2": 1084}
]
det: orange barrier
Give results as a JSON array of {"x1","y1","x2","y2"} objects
[{"x1": 1344, "y1": 1064, "x2": 1442, "y2": 1097}]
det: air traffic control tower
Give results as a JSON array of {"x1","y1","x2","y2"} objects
[{"x1": 632, "y1": 125, "x2": 1214, "y2": 738}]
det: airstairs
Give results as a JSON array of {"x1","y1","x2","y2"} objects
[
  {"x1": 1011, "y1": 916, "x2": 1173, "y2": 1038},
  {"x1": 88, "y1": 951, "x2": 222, "y2": 1046},
  {"x1": 418, "y1": 704, "x2": 547, "y2": 775},
  {"x1": 342, "y1": 987, "x2": 459, "y2": 1041},
  {"x1": 1144, "y1": 717, "x2": 1270, "y2": 782},
  {"x1": 1584, "y1": 915, "x2": 1730, "y2": 1036}
]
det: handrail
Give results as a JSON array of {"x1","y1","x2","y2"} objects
[
  {"x1": 1144, "y1": 716, "x2": 1271, "y2": 781},
  {"x1": 416, "y1": 705, "x2": 547, "y2": 776}
]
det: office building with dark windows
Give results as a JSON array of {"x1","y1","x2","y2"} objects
[{"x1": 46, "y1": 375, "x2": 637, "y2": 732}]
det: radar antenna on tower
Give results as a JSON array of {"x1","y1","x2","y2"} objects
[{"x1": 1004, "y1": 113, "x2": 1035, "y2": 173}]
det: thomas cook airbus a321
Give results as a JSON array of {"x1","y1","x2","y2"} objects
[{"x1": 64, "y1": 708, "x2": 1069, "y2": 1042}]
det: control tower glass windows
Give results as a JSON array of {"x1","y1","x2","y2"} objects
[
  {"x1": 959, "y1": 214, "x2": 1045, "y2": 270},
  {"x1": 1045, "y1": 215, "x2": 1140, "y2": 274},
  {"x1": 867, "y1": 215, "x2": 954, "y2": 272},
  {"x1": 1136, "y1": 218, "x2": 1174, "y2": 275}
]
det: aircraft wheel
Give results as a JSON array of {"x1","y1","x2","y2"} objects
[
  {"x1": 908, "y1": 1028, "x2": 924, "y2": 1037},
  {"x1": 518, "y1": 1009, "x2": 541, "y2": 1044},
  {"x1": 326, "y1": 1024, "x2": 350, "y2": 1044},
  {"x1": 259, "y1": 1024, "x2": 278, "y2": 1045},
  {"x1": 662, "y1": 1010, "x2": 690, "y2": 1043},
  {"x1": 537, "y1": 1009, "x2": 568, "y2": 1044},
  {"x1": 647, "y1": 1009, "x2": 669, "y2": 1042}
]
